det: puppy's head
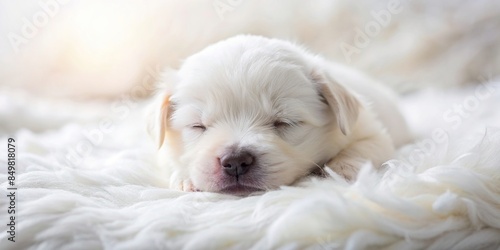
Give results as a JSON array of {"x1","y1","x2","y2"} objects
[{"x1": 149, "y1": 36, "x2": 360, "y2": 194}]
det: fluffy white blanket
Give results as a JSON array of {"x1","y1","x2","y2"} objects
[{"x1": 1, "y1": 82, "x2": 500, "y2": 249}]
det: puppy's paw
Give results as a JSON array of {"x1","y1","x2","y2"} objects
[
  {"x1": 170, "y1": 179, "x2": 198, "y2": 192},
  {"x1": 325, "y1": 158, "x2": 363, "y2": 181},
  {"x1": 168, "y1": 172, "x2": 199, "y2": 192}
]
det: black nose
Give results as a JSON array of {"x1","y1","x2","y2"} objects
[{"x1": 220, "y1": 151, "x2": 255, "y2": 177}]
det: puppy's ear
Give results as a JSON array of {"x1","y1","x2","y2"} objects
[
  {"x1": 146, "y1": 93, "x2": 170, "y2": 149},
  {"x1": 313, "y1": 71, "x2": 360, "y2": 135},
  {"x1": 158, "y1": 95, "x2": 170, "y2": 149},
  {"x1": 146, "y1": 69, "x2": 177, "y2": 148}
]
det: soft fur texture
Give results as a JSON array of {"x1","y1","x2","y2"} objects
[
  {"x1": 1, "y1": 82, "x2": 500, "y2": 249},
  {"x1": 148, "y1": 36, "x2": 410, "y2": 193}
]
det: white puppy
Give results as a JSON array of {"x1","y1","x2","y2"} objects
[{"x1": 147, "y1": 35, "x2": 410, "y2": 195}]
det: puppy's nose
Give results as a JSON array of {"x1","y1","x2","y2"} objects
[{"x1": 220, "y1": 151, "x2": 255, "y2": 177}]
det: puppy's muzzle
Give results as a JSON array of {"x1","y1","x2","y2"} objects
[{"x1": 220, "y1": 150, "x2": 255, "y2": 177}]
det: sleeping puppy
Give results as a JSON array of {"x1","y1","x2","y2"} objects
[{"x1": 147, "y1": 35, "x2": 410, "y2": 195}]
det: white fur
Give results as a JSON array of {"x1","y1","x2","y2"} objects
[{"x1": 148, "y1": 35, "x2": 411, "y2": 193}]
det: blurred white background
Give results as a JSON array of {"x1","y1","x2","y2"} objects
[{"x1": 0, "y1": 0, "x2": 499, "y2": 100}]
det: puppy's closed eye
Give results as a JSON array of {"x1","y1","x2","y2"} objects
[
  {"x1": 190, "y1": 124, "x2": 207, "y2": 131},
  {"x1": 272, "y1": 120, "x2": 304, "y2": 140},
  {"x1": 272, "y1": 120, "x2": 302, "y2": 129}
]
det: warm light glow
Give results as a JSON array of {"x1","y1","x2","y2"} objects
[{"x1": 68, "y1": 2, "x2": 138, "y2": 71}]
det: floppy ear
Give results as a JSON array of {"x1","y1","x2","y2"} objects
[
  {"x1": 146, "y1": 69, "x2": 177, "y2": 149},
  {"x1": 146, "y1": 93, "x2": 171, "y2": 149},
  {"x1": 313, "y1": 71, "x2": 361, "y2": 135},
  {"x1": 157, "y1": 95, "x2": 170, "y2": 148}
]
